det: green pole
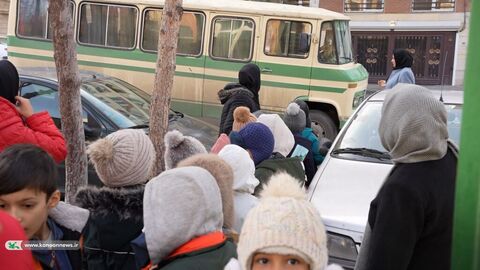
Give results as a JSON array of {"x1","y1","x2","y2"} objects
[{"x1": 451, "y1": 0, "x2": 480, "y2": 269}]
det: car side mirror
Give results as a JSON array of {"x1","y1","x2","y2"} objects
[
  {"x1": 84, "y1": 125, "x2": 102, "y2": 139},
  {"x1": 298, "y1": 33, "x2": 311, "y2": 54}
]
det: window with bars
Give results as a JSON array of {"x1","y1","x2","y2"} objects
[
  {"x1": 412, "y1": 0, "x2": 455, "y2": 11},
  {"x1": 344, "y1": 0, "x2": 384, "y2": 12}
]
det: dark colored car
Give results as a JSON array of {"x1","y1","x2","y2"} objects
[{"x1": 18, "y1": 68, "x2": 218, "y2": 192}]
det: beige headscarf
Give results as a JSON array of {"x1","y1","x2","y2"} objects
[{"x1": 379, "y1": 84, "x2": 456, "y2": 163}]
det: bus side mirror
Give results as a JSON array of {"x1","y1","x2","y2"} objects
[{"x1": 298, "y1": 33, "x2": 311, "y2": 54}]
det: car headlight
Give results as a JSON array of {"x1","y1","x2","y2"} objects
[
  {"x1": 352, "y1": 90, "x2": 366, "y2": 109},
  {"x1": 327, "y1": 232, "x2": 358, "y2": 262}
]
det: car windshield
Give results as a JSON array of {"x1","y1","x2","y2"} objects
[
  {"x1": 80, "y1": 78, "x2": 151, "y2": 128},
  {"x1": 333, "y1": 101, "x2": 462, "y2": 162}
]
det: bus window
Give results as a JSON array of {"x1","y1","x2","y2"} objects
[
  {"x1": 319, "y1": 21, "x2": 353, "y2": 65},
  {"x1": 318, "y1": 22, "x2": 337, "y2": 64},
  {"x1": 17, "y1": 0, "x2": 74, "y2": 40},
  {"x1": 264, "y1": 20, "x2": 312, "y2": 58},
  {"x1": 335, "y1": 21, "x2": 353, "y2": 64},
  {"x1": 142, "y1": 9, "x2": 204, "y2": 56},
  {"x1": 78, "y1": 3, "x2": 137, "y2": 49},
  {"x1": 211, "y1": 17, "x2": 254, "y2": 61}
]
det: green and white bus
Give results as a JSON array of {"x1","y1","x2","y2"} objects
[{"x1": 7, "y1": 0, "x2": 368, "y2": 138}]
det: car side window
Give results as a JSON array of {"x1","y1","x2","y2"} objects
[{"x1": 20, "y1": 82, "x2": 103, "y2": 140}]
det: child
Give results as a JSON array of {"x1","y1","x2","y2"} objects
[
  {"x1": 218, "y1": 145, "x2": 259, "y2": 233},
  {"x1": 164, "y1": 130, "x2": 207, "y2": 169},
  {"x1": 0, "y1": 210, "x2": 35, "y2": 269},
  {"x1": 143, "y1": 166, "x2": 237, "y2": 269},
  {"x1": 177, "y1": 154, "x2": 235, "y2": 233},
  {"x1": 0, "y1": 144, "x2": 87, "y2": 269},
  {"x1": 283, "y1": 102, "x2": 320, "y2": 184},
  {"x1": 230, "y1": 172, "x2": 343, "y2": 270},
  {"x1": 74, "y1": 129, "x2": 155, "y2": 270}
]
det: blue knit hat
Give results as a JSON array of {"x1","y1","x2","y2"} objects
[{"x1": 229, "y1": 122, "x2": 274, "y2": 165}]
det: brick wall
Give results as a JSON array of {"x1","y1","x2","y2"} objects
[
  {"x1": 319, "y1": 0, "x2": 343, "y2": 13},
  {"x1": 384, "y1": 0, "x2": 411, "y2": 13}
]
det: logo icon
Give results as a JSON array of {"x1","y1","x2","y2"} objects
[{"x1": 5, "y1": 240, "x2": 22, "y2": 250}]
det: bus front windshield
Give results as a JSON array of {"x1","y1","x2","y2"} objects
[{"x1": 318, "y1": 20, "x2": 353, "y2": 65}]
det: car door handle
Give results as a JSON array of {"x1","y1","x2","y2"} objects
[{"x1": 261, "y1": 68, "x2": 272, "y2": 73}]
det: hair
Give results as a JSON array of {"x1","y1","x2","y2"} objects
[{"x1": 0, "y1": 144, "x2": 58, "y2": 199}]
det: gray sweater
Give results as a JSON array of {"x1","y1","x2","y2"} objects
[{"x1": 385, "y1": 67, "x2": 415, "y2": 89}]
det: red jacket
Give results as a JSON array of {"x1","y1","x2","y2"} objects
[{"x1": 0, "y1": 97, "x2": 67, "y2": 163}]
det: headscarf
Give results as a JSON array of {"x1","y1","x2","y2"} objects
[
  {"x1": 379, "y1": 84, "x2": 449, "y2": 163},
  {"x1": 239, "y1": 63, "x2": 261, "y2": 107},
  {"x1": 393, "y1": 49, "x2": 413, "y2": 70},
  {"x1": 0, "y1": 60, "x2": 20, "y2": 104}
]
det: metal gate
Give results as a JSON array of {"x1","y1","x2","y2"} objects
[{"x1": 352, "y1": 32, "x2": 456, "y2": 85}]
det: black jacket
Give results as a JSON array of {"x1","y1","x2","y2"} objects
[
  {"x1": 363, "y1": 148, "x2": 457, "y2": 270},
  {"x1": 75, "y1": 185, "x2": 144, "y2": 270},
  {"x1": 218, "y1": 83, "x2": 259, "y2": 135}
]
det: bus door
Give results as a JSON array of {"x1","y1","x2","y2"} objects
[
  {"x1": 142, "y1": 8, "x2": 207, "y2": 116},
  {"x1": 202, "y1": 13, "x2": 260, "y2": 118},
  {"x1": 255, "y1": 16, "x2": 315, "y2": 112}
]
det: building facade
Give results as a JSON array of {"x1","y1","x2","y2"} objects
[
  {"x1": 0, "y1": 0, "x2": 9, "y2": 40},
  {"x1": 257, "y1": 0, "x2": 470, "y2": 85}
]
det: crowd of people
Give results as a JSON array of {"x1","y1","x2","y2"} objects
[{"x1": 0, "y1": 49, "x2": 458, "y2": 270}]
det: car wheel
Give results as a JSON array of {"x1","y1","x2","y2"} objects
[{"x1": 310, "y1": 110, "x2": 338, "y2": 140}]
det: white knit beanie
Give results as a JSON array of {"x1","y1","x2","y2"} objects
[
  {"x1": 87, "y1": 129, "x2": 155, "y2": 187},
  {"x1": 164, "y1": 130, "x2": 207, "y2": 169},
  {"x1": 237, "y1": 172, "x2": 328, "y2": 270}
]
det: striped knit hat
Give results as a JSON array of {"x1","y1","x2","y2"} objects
[
  {"x1": 238, "y1": 172, "x2": 328, "y2": 270},
  {"x1": 87, "y1": 129, "x2": 155, "y2": 187},
  {"x1": 379, "y1": 84, "x2": 448, "y2": 163}
]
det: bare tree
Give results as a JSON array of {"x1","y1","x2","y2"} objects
[
  {"x1": 49, "y1": 0, "x2": 87, "y2": 202},
  {"x1": 149, "y1": 0, "x2": 184, "y2": 176}
]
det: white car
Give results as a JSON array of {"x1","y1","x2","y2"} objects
[{"x1": 307, "y1": 89, "x2": 463, "y2": 269}]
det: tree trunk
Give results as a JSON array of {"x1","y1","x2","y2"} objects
[
  {"x1": 49, "y1": 0, "x2": 87, "y2": 203},
  {"x1": 149, "y1": 0, "x2": 183, "y2": 176}
]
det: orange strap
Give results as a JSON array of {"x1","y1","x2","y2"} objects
[{"x1": 167, "y1": 231, "x2": 226, "y2": 259}]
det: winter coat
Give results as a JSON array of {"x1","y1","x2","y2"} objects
[
  {"x1": 289, "y1": 134, "x2": 316, "y2": 186},
  {"x1": 356, "y1": 148, "x2": 457, "y2": 270},
  {"x1": 74, "y1": 185, "x2": 145, "y2": 270},
  {"x1": 254, "y1": 153, "x2": 305, "y2": 195},
  {"x1": 157, "y1": 232, "x2": 237, "y2": 270},
  {"x1": 385, "y1": 68, "x2": 415, "y2": 89},
  {"x1": 32, "y1": 218, "x2": 83, "y2": 270},
  {"x1": 300, "y1": 127, "x2": 324, "y2": 166},
  {"x1": 0, "y1": 97, "x2": 67, "y2": 163},
  {"x1": 218, "y1": 84, "x2": 260, "y2": 135}
]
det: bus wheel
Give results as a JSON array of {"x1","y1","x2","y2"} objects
[{"x1": 310, "y1": 110, "x2": 338, "y2": 140}]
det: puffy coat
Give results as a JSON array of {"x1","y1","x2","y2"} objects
[
  {"x1": 0, "y1": 97, "x2": 67, "y2": 163},
  {"x1": 218, "y1": 84, "x2": 259, "y2": 135}
]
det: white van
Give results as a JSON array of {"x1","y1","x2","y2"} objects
[{"x1": 307, "y1": 89, "x2": 463, "y2": 269}]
